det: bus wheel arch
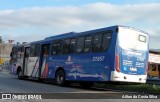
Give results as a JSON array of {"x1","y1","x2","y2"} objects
[
  {"x1": 55, "y1": 68, "x2": 66, "y2": 86},
  {"x1": 17, "y1": 66, "x2": 21, "y2": 74}
]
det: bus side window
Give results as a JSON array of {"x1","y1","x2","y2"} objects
[
  {"x1": 92, "y1": 34, "x2": 103, "y2": 52},
  {"x1": 84, "y1": 36, "x2": 91, "y2": 53},
  {"x1": 30, "y1": 44, "x2": 40, "y2": 57},
  {"x1": 35, "y1": 44, "x2": 40, "y2": 56},
  {"x1": 25, "y1": 47, "x2": 30, "y2": 57},
  {"x1": 70, "y1": 38, "x2": 76, "y2": 53},
  {"x1": 62, "y1": 39, "x2": 70, "y2": 54},
  {"x1": 18, "y1": 46, "x2": 22, "y2": 58},
  {"x1": 52, "y1": 41, "x2": 57, "y2": 55},
  {"x1": 102, "y1": 32, "x2": 112, "y2": 51},
  {"x1": 76, "y1": 37, "x2": 85, "y2": 53},
  {"x1": 43, "y1": 44, "x2": 50, "y2": 56},
  {"x1": 30, "y1": 44, "x2": 36, "y2": 57},
  {"x1": 57, "y1": 40, "x2": 62, "y2": 55},
  {"x1": 52, "y1": 40, "x2": 62, "y2": 55}
]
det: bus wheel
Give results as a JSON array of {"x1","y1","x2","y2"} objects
[
  {"x1": 55, "y1": 70, "x2": 66, "y2": 86},
  {"x1": 79, "y1": 82, "x2": 94, "y2": 88},
  {"x1": 18, "y1": 70, "x2": 23, "y2": 80}
]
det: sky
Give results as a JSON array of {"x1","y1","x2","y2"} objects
[{"x1": 0, "y1": 0, "x2": 160, "y2": 49}]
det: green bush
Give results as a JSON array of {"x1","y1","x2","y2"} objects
[{"x1": 98, "y1": 83, "x2": 160, "y2": 94}]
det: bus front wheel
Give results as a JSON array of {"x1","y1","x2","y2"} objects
[
  {"x1": 55, "y1": 70, "x2": 66, "y2": 86},
  {"x1": 18, "y1": 70, "x2": 23, "y2": 80}
]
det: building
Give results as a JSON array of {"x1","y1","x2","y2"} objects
[
  {"x1": 148, "y1": 50, "x2": 160, "y2": 78},
  {"x1": 0, "y1": 36, "x2": 2, "y2": 43},
  {"x1": 0, "y1": 42, "x2": 13, "y2": 65}
]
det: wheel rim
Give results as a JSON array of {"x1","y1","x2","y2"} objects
[
  {"x1": 57, "y1": 74, "x2": 64, "y2": 84},
  {"x1": 56, "y1": 70, "x2": 66, "y2": 86},
  {"x1": 18, "y1": 71, "x2": 22, "y2": 78}
]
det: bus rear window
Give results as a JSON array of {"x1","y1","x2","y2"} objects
[{"x1": 139, "y1": 35, "x2": 146, "y2": 43}]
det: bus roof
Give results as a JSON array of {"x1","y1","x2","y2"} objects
[
  {"x1": 43, "y1": 25, "x2": 118, "y2": 40},
  {"x1": 30, "y1": 25, "x2": 148, "y2": 44},
  {"x1": 45, "y1": 32, "x2": 76, "y2": 40}
]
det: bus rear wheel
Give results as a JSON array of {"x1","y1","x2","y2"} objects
[{"x1": 55, "y1": 70, "x2": 66, "y2": 86}]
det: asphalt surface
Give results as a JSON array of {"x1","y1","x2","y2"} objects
[{"x1": 0, "y1": 68, "x2": 159, "y2": 102}]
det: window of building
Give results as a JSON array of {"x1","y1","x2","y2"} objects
[{"x1": 152, "y1": 64, "x2": 157, "y2": 71}]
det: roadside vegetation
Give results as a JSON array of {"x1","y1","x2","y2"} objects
[{"x1": 96, "y1": 83, "x2": 160, "y2": 94}]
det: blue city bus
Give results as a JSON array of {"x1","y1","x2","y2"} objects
[{"x1": 17, "y1": 25, "x2": 149, "y2": 87}]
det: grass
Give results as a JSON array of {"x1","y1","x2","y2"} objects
[{"x1": 96, "y1": 83, "x2": 160, "y2": 94}]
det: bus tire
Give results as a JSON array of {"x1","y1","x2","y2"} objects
[
  {"x1": 79, "y1": 82, "x2": 94, "y2": 88},
  {"x1": 18, "y1": 70, "x2": 23, "y2": 80},
  {"x1": 55, "y1": 70, "x2": 66, "y2": 86}
]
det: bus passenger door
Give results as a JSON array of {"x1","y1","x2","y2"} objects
[
  {"x1": 25, "y1": 44, "x2": 40, "y2": 77},
  {"x1": 23, "y1": 47, "x2": 30, "y2": 76},
  {"x1": 39, "y1": 44, "x2": 50, "y2": 79}
]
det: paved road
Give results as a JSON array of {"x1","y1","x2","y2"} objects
[
  {"x1": 0, "y1": 69, "x2": 122, "y2": 94},
  {"x1": 147, "y1": 77, "x2": 160, "y2": 85},
  {"x1": 0, "y1": 69, "x2": 159, "y2": 102}
]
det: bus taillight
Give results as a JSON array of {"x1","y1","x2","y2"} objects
[{"x1": 116, "y1": 54, "x2": 120, "y2": 72}]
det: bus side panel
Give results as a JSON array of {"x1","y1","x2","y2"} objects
[
  {"x1": 74, "y1": 53, "x2": 115, "y2": 81},
  {"x1": 47, "y1": 55, "x2": 110, "y2": 81},
  {"x1": 46, "y1": 56, "x2": 70, "y2": 80},
  {"x1": 46, "y1": 30, "x2": 117, "y2": 82},
  {"x1": 25, "y1": 57, "x2": 39, "y2": 77},
  {"x1": 39, "y1": 56, "x2": 49, "y2": 78},
  {"x1": 46, "y1": 28, "x2": 117, "y2": 82},
  {"x1": 73, "y1": 30, "x2": 117, "y2": 82}
]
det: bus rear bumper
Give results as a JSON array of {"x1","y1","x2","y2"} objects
[{"x1": 110, "y1": 71, "x2": 147, "y2": 83}]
